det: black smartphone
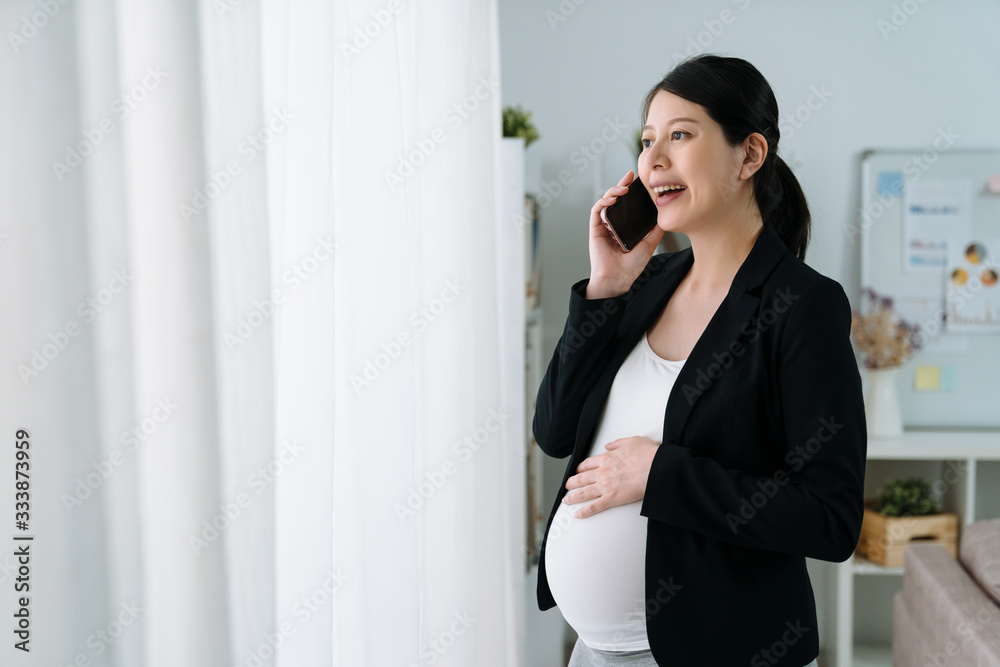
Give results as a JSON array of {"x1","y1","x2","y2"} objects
[{"x1": 599, "y1": 174, "x2": 659, "y2": 252}]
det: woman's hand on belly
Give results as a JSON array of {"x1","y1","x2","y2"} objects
[{"x1": 562, "y1": 437, "x2": 659, "y2": 519}]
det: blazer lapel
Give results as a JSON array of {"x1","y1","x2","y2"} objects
[{"x1": 573, "y1": 223, "x2": 789, "y2": 460}]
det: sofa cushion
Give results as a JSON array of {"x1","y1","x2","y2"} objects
[
  {"x1": 960, "y1": 518, "x2": 1000, "y2": 606},
  {"x1": 899, "y1": 544, "x2": 1000, "y2": 664},
  {"x1": 893, "y1": 591, "x2": 934, "y2": 665}
]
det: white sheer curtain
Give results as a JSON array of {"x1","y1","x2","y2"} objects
[
  {"x1": 0, "y1": 0, "x2": 520, "y2": 666},
  {"x1": 330, "y1": 1, "x2": 522, "y2": 664}
]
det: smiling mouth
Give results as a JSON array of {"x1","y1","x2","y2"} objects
[{"x1": 653, "y1": 188, "x2": 686, "y2": 205}]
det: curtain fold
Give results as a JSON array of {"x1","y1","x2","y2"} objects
[
  {"x1": 196, "y1": 0, "x2": 277, "y2": 664},
  {"x1": 114, "y1": 0, "x2": 232, "y2": 664},
  {"x1": 265, "y1": 1, "x2": 338, "y2": 665},
  {"x1": 75, "y1": 0, "x2": 144, "y2": 664},
  {"x1": 331, "y1": 0, "x2": 518, "y2": 665}
]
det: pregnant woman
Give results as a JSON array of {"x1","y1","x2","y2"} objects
[{"x1": 532, "y1": 54, "x2": 866, "y2": 666}]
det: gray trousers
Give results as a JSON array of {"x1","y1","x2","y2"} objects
[
  {"x1": 567, "y1": 637, "x2": 658, "y2": 667},
  {"x1": 566, "y1": 636, "x2": 821, "y2": 667}
]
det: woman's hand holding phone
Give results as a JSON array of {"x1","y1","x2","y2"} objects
[{"x1": 587, "y1": 170, "x2": 665, "y2": 299}]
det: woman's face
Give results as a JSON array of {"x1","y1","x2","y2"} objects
[{"x1": 638, "y1": 89, "x2": 755, "y2": 235}]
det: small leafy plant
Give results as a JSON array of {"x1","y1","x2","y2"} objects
[
  {"x1": 874, "y1": 477, "x2": 940, "y2": 517},
  {"x1": 502, "y1": 105, "x2": 539, "y2": 147}
]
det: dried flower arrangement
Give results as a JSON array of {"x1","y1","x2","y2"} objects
[{"x1": 850, "y1": 287, "x2": 941, "y2": 369}]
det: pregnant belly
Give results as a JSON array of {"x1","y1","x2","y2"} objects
[{"x1": 544, "y1": 496, "x2": 650, "y2": 649}]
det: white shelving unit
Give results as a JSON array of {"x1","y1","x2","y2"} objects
[
  {"x1": 507, "y1": 136, "x2": 567, "y2": 665},
  {"x1": 525, "y1": 303, "x2": 544, "y2": 563},
  {"x1": 830, "y1": 427, "x2": 1000, "y2": 666},
  {"x1": 499, "y1": 135, "x2": 534, "y2": 667}
]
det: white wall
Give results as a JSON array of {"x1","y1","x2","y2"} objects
[
  {"x1": 500, "y1": 0, "x2": 1000, "y2": 658},
  {"x1": 500, "y1": 0, "x2": 1000, "y2": 355}
]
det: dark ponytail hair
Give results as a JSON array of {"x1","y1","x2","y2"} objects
[{"x1": 640, "y1": 54, "x2": 811, "y2": 261}]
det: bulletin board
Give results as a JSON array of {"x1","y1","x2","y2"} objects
[{"x1": 859, "y1": 148, "x2": 1000, "y2": 428}]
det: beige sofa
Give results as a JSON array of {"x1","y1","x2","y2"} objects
[{"x1": 893, "y1": 517, "x2": 1000, "y2": 665}]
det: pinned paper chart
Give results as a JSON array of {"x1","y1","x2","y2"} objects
[
  {"x1": 945, "y1": 238, "x2": 1000, "y2": 333},
  {"x1": 882, "y1": 285, "x2": 966, "y2": 354},
  {"x1": 904, "y1": 179, "x2": 971, "y2": 273}
]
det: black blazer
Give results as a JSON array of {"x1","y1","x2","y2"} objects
[{"x1": 532, "y1": 222, "x2": 867, "y2": 666}]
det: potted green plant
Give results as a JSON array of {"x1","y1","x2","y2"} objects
[
  {"x1": 874, "y1": 477, "x2": 940, "y2": 517},
  {"x1": 856, "y1": 477, "x2": 957, "y2": 567},
  {"x1": 502, "y1": 105, "x2": 539, "y2": 148}
]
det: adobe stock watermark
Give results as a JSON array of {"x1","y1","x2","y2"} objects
[
  {"x1": 61, "y1": 397, "x2": 179, "y2": 513},
  {"x1": 702, "y1": 85, "x2": 826, "y2": 205},
  {"x1": 0, "y1": 557, "x2": 16, "y2": 586},
  {"x1": 385, "y1": 76, "x2": 498, "y2": 192},
  {"x1": 339, "y1": 0, "x2": 408, "y2": 61},
  {"x1": 750, "y1": 619, "x2": 810, "y2": 666},
  {"x1": 508, "y1": 116, "x2": 630, "y2": 233},
  {"x1": 509, "y1": 116, "x2": 631, "y2": 235},
  {"x1": 409, "y1": 610, "x2": 476, "y2": 666},
  {"x1": 923, "y1": 597, "x2": 999, "y2": 665},
  {"x1": 726, "y1": 415, "x2": 843, "y2": 534},
  {"x1": 7, "y1": 0, "x2": 71, "y2": 54},
  {"x1": 54, "y1": 600, "x2": 144, "y2": 667},
  {"x1": 666, "y1": 0, "x2": 753, "y2": 66},
  {"x1": 866, "y1": 461, "x2": 966, "y2": 556},
  {"x1": 17, "y1": 268, "x2": 133, "y2": 386},
  {"x1": 189, "y1": 438, "x2": 305, "y2": 555},
  {"x1": 544, "y1": 0, "x2": 586, "y2": 31},
  {"x1": 844, "y1": 126, "x2": 960, "y2": 243},
  {"x1": 877, "y1": 0, "x2": 932, "y2": 41},
  {"x1": 555, "y1": 294, "x2": 623, "y2": 361},
  {"x1": 542, "y1": 495, "x2": 582, "y2": 548},
  {"x1": 779, "y1": 84, "x2": 833, "y2": 141},
  {"x1": 886, "y1": 252, "x2": 998, "y2": 363},
  {"x1": 679, "y1": 287, "x2": 800, "y2": 405},
  {"x1": 555, "y1": 263, "x2": 660, "y2": 363},
  {"x1": 51, "y1": 65, "x2": 168, "y2": 183},
  {"x1": 224, "y1": 235, "x2": 338, "y2": 351},
  {"x1": 234, "y1": 567, "x2": 351, "y2": 667},
  {"x1": 898, "y1": 250, "x2": 999, "y2": 353},
  {"x1": 393, "y1": 407, "x2": 510, "y2": 523},
  {"x1": 609, "y1": 575, "x2": 683, "y2": 646},
  {"x1": 179, "y1": 107, "x2": 295, "y2": 223},
  {"x1": 947, "y1": 249, "x2": 1000, "y2": 317},
  {"x1": 351, "y1": 278, "x2": 468, "y2": 393},
  {"x1": 212, "y1": 0, "x2": 247, "y2": 18}
]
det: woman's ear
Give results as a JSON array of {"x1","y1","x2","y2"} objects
[{"x1": 739, "y1": 132, "x2": 768, "y2": 181}]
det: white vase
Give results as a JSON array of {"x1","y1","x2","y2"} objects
[{"x1": 865, "y1": 367, "x2": 904, "y2": 439}]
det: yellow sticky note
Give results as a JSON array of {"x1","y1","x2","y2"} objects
[{"x1": 914, "y1": 365, "x2": 941, "y2": 391}]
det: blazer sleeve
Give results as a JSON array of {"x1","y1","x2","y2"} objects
[
  {"x1": 638, "y1": 278, "x2": 868, "y2": 562},
  {"x1": 531, "y1": 277, "x2": 630, "y2": 459}
]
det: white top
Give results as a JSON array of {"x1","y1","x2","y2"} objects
[{"x1": 545, "y1": 331, "x2": 686, "y2": 651}]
